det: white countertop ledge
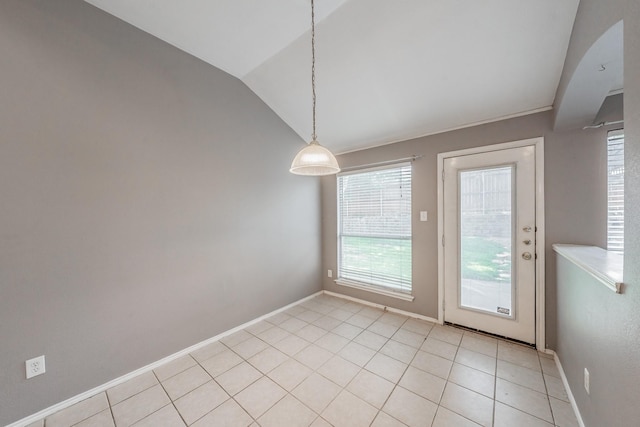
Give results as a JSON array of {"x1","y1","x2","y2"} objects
[{"x1": 553, "y1": 244, "x2": 624, "y2": 294}]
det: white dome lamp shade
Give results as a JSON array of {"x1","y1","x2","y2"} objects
[
  {"x1": 290, "y1": 139, "x2": 340, "y2": 176},
  {"x1": 290, "y1": 0, "x2": 340, "y2": 176}
]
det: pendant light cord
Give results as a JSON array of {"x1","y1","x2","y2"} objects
[
  {"x1": 289, "y1": 0, "x2": 340, "y2": 175},
  {"x1": 311, "y1": 0, "x2": 317, "y2": 141}
]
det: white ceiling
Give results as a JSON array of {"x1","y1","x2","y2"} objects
[{"x1": 85, "y1": 0, "x2": 580, "y2": 154}]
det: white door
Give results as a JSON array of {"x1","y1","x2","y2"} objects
[{"x1": 443, "y1": 146, "x2": 536, "y2": 343}]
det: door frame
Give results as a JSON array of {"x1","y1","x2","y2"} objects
[{"x1": 437, "y1": 137, "x2": 546, "y2": 351}]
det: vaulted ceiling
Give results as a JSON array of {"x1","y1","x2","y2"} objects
[{"x1": 84, "y1": 0, "x2": 580, "y2": 153}]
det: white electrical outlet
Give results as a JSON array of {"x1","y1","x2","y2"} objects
[
  {"x1": 26, "y1": 355, "x2": 46, "y2": 379},
  {"x1": 584, "y1": 367, "x2": 590, "y2": 394},
  {"x1": 327, "y1": 269, "x2": 333, "y2": 278}
]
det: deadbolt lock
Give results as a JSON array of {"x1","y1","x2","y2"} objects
[{"x1": 523, "y1": 239, "x2": 532, "y2": 245}]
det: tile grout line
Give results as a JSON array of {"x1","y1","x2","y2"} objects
[
  {"x1": 372, "y1": 319, "x2": 432, "y2": 427},
  {"x1": 431, "y1": 328, "x2": 484, "y2": 427},
  {"x1": 538, "y1": 351, "x2": 557, "y2": 427},
  {"x1": 327, "y1": 304, "x2": 405, "y2": 422},
  {"x1": 151, "y1": 370, "x2": 189, "y2": 427},
  {"x1": 104, "y1": 390, "x2": 118, "y2": 427},
  {"x1": 427, "y1": 326, "x2": 443, "y2": 427},
  {"x1": 298, "y1": 302, "x2": 384, "y2": 423},
  {"x1": 154, "y1": 352, "x2": 255, "y2": 426},
  {"x1": 492, "y1": 339, "x2": 498, "y2": 427},
  {"x1": 401, "y1": 322, "x2": 435, "y2": 427},
  {"x1": 52, "y1": 393, "x2": 109, "y2": 427},
  {"x1": 194, "y1": 348, "x2": 261, "y2": 426},
  {"x1": 210, "y1": 298, "x2": 364, "y2": 425},
  {"x1": 189, "y1": 342, "x2": 241, "y2": 425},
  {"x1": 364, "y1": 315, "x2": 410, "y2": 427},
  {"x1": 493, "y1": 343, "x2": 561, "y2": 426},
  {"x1": 268, "y1": 299, "x2": 356, "y2": 421},
  {"x1": 195, "y1": 318, "x2": 305, "y2": 426},
  {"x1": 283, "y1": 298, "x2": 364, "y2": 424},
  {"x1": 299, "y1": 299, "x2": 392, "y2": 424},
  {"x1": 96, "y1": 374, "x2": 159, "y2": 425}
]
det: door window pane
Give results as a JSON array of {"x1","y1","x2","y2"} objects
[{"x1": 459, "y1": 166, "x2": 513, "y2": 316}]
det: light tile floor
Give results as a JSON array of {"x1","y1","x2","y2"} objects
[{"x1": 31, "y1": 294, "x2": 579, "y2": 427}]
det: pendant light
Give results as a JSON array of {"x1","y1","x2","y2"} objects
[{"x1": 290, "y1": 0, "x2": 340, "y2": 176}]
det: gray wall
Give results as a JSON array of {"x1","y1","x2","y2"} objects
[
  {"x1": 0, "y1": 1, "x2": 321, "y2": 424},
  {"x1": 321, "y1": 110, "x2": 614, "y2": 350},
  {"x1": 553, "y1": 0, "x2": 625, "y2": 127},
  {"x1": 544, "y1": 125, "x2": 610, "y2": 350},
  {"x1": 552, "y1": 0, "x2": 640, "y2": 425},
  {"x1": 555, "y1": 254, "x2": 638, "y2": 426}
]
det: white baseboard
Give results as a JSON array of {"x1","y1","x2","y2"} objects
[
  {"x1": 551, "y1": 350, "x2": 586, "y2": 427},
  {"x1": 539, "y1": 347, "x2": 555, "y2": 356},
  {"x1": 322, "y1": 290, "x2": 440, "y2": 324},
  {"x1": 7, "y1": 291, "x2": 322, "y2": 427}
]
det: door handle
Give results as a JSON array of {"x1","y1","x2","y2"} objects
[
  {"x1": 522, "y1": 252, "x2": 532, "y2": 260},
  {"x1": 523, "y1": 239, "x2": 532, "y2": 245}
]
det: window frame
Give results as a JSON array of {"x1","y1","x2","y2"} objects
[{"x1": 335, "y1": 162, "x2": 414, "y2": 301}]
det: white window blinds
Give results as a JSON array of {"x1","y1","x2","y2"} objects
[
  {"x1": 337, "y1": 163, "x2": 412, "y2": 293},
  {"x1": 607, "y1": 130, "x2": 624, "y2": 252}
]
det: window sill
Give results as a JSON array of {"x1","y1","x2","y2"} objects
[
  {"x1": 553, "y1": 244, "x2": 623, "y2": 293},
  {"x1": 335, "y1": 279, "x2": 415, "y2": 302}
]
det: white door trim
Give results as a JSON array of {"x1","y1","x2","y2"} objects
[{"x1": 437, "y1": 137, "x2": 546, "y2": 351}]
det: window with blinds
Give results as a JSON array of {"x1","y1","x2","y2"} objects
[
  {"x1": 337, "y1": 163, "x2": 412, "y2": 294},
  {"x1": 607, "y1": 130, "x2": 624, "y2": 252}
]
